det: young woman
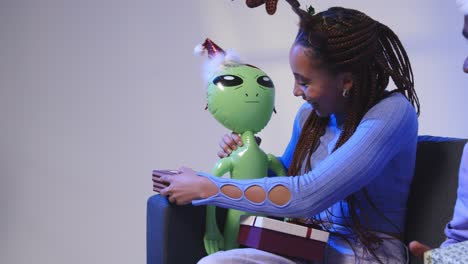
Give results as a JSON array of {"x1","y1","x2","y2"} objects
[{"x1": 153, "y1": 6, "x2": 420, "y2": 264}]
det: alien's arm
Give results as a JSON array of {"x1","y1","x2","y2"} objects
[{"x1": 267, "y1": 154, "x2": 287, "y2": 176}]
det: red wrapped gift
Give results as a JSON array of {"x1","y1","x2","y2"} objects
[{"x1": 237, "y1": 216, "x2": 329, "y2": 262}]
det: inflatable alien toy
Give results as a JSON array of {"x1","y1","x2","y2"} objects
[{"x1": 195, "y1": 39, "x2": 286, "y2": 254}]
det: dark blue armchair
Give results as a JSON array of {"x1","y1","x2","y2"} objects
[{"x1": 147, "y1": 136, "x2": 467, "y2": 264}]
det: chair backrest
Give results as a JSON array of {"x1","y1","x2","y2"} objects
[{"x1": 404, "y1": 136, "x2": 467, "y2": 263}]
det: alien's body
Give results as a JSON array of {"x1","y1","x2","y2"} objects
[{"x1": 204, "y1": 63, "x2": 286, "y2": 254}]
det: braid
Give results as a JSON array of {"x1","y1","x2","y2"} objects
[
  {"x1": 288, "y1": 7, "x2": 420, "y2": 263},
  {"x1": 376, "y1": 24, "x2": 420, "y2": 114},
  {"x1": 288, "y1": 112, "x2": 328, "y2": 176}
]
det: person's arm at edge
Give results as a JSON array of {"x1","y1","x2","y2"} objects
[{"x1": 441, "y1": 143, "x2": 468, "y2": 247}]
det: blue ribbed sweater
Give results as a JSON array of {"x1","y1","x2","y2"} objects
[{"x1": 193, "y1": 92, "x2": 418, "y2": 234}]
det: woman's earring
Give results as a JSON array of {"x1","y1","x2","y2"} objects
[{"x1": 342, "y1": 89, "x2": 350, "y2": 98}]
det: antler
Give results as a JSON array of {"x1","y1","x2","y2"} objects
[
  {"x1": 285, "y1": 0, "x2": 311, "y2": 18},
  {"x1": 245, "y1": 0, "x2": 310, "y2": 18},
  {"x1": 245, "y1": 0, "x2": 279, "y2": 15}
]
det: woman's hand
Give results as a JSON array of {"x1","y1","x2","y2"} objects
[
  {"x1": 217, "y1": 132, "x2": 261, "y2": 158},
  {"x1": 153, "y1": 167, "x2": 218, "y2": 205},
  {"x1": 218, "y1": 133, "x2": 243, "y2": 158},
  {"x1": 408, "y1": 241, "x2": 432, "y2": 259}
]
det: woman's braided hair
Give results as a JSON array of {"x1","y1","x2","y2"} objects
[{"x1": 286, "y1": 7, "x2": 420, "y2": 262}]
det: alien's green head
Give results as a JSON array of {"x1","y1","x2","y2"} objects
[{"x1": 207, "y1": 64, "x2": 275, "y2": 134}]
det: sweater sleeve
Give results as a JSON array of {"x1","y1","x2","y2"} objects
[
  {"x1": 442, "y1": 143, "x2": 468, "y2": 247},
  {"x1": 193, "y1": 94, "x2": 418, "y2": 218}
]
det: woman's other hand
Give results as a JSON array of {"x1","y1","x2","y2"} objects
[
  {"x1": 218, "y1": 133, "x2": 243, "y2": 158},
  {"x1": 408, "y1": 240, "x2": 432, "y2": 259},
  {"x1": 152, "y1": 167, "x2": 218, "y2": 205},
  {"x1": 217, "y1": 133, "x2": 261, "y2": 158}
]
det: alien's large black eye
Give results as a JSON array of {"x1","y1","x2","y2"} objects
[
  {"x1": 212, "y1": 75, "x2": 243, "y2": 88},
  {"x1": 257, "y1": 75, "x2": 274, "y2": 88}
]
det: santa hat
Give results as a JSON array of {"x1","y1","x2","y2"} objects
[
  {"x1": 194, "y1": 38, "x2": 225, "y2": 58},
  {"x1": 194, "y1": 38, "x2": 242, "y2": 83}
]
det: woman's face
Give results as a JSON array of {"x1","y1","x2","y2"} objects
[{"x1": 289, "y1": 44, "x2": 351, "y2": 117}]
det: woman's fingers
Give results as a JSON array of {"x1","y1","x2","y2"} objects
[
  {"x1": 153, "y1": 166, "x2": 203, "y2": 204},
  {"x1": 153, "y1": 169, "x2": 181, "y2": 174},
  {"x1": 218, "y1": 137, "x2": 232, "y2": 157},
  {"x1": 408, "y1": 241, "x2": 432, "y2": 259},
  {"x1": 217, "y1": 150, "x2": 228, "y2": 158},
  {"x1": 168, "y1": 196, "x2": 176, "y2": 204},
  {"x1": 153, "y1": 181, "x2": 167, "y2": 191},
  {"x1": 159, "y1": 185, "x2": 172, "y2": 197},
  {"x1": 166, "y1": 193, "x2": 190, "y2": 205},
  {"x1": 223, "y1": 134, "x2": 237, "y2": 151},
  {"x1": 231, "y1": 132, "x2": 243, "y2": 146},
  {"x1": 152, "y1": 170, "x2": 175, "y2": 184},
  {"x1": 218, "y1": 133, "x2": 244, "y2": 158},
  {"x1": 152, "y1": 174, "x2": 164, "y2": 182},
  {"x1": 218, "y1": 141, "x2": 230, "y2": 158}
]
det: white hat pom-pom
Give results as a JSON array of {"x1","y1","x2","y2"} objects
[
  {"x1": 194, "y1": 44, "x2": 205, "y2": 56},
  {"x1": 224, "y1": 49, "x2": 241, "y2": 64}
]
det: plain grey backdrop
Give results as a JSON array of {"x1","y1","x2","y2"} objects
[{"x1": 1, "y1": 0, "x2": 467, "y2": 263}]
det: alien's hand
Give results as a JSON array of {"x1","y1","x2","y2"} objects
[
  {"x1": 245, "y1": 0, "x2": 279, "y2": 15},
  {"x1": 204, "y1": 227, "x2": 225, "y2": 254}
]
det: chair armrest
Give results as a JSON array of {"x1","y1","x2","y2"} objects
[
  {"x1": 405, "y1": 137, "x2": 467, "y2": 264},
  {"x1": 147, "y1": 194, "x2": 207, "y2": 264}
]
